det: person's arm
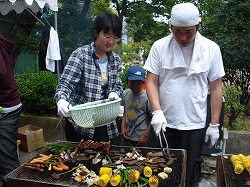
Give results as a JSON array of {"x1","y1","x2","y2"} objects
[
  {"x1": 137, "y1": 123, "x2": 151, "y2": 146},
  {"x1": 146, "y1": 72, "x2": 161, "y2": 112},
  {"x1": 121, "y1": 111, "x2": 128, "y2": 139},
  {"x1": 210, "y1": 78, "x2": 223, "y2": 125},
  {"x1": 205, "y1": 78, "x2": 223, "y2": 148},
  {"x1": 146, "y1": 71, "x2": 167, "y2": 136}
]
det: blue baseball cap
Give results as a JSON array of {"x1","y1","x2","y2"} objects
[{"x1": 126, "y1": 66, "x2": 146, "y2": 81}]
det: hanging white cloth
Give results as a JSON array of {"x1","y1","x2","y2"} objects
[{"x1": 46, "y1": 27, "x2": 61, "y2": 72}]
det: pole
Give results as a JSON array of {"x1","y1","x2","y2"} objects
[{"x1": 54, "y1": 11, "x2": 64, "y2": 141}]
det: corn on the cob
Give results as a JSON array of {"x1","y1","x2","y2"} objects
[
  {"x1": 149, "y1": 175, "x2": 159, "y2": 187},
  {"x1": 143, "y1": 166, "x2": 153, "y2": 178},
  {"x1": 129, "y1": 170, "x2": 140, "y2": 183},
  {"x1": 234, "y1": 163, "x2": 244, "y2": 174},
  {"x1": 97, "y1": 173, "x2": 110, "y2": 187},
  {"x1": 99, "y1": 167, "x2": 112, "y2": 177},
  {"x1": 110, "y1": 174, "x2": 121, "y2": 186},
  {"x1": 241, "y1": 155, "x2": 250, "y2": 174},
  {"x1": 230, "y1": 154, "x2": 244, "y2": 174},
  {"x1": 243, "y1": 155, "x2": 250, "y2": 174}
]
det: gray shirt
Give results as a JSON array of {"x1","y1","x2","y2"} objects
[{"x1": 122, "y1": 89, "x2": 152, "y2": 141}]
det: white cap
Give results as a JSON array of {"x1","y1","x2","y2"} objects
[{"x1": 170, "y1": 3, "x2": 200, "y2": 27}]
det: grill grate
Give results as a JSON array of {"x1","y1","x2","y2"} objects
[
  {"x1": 7, "y1": 145, "x2": 186, "y2": 187},
  {"x1": 216, "y1": 155, "x2": 249, "y2": 187}
]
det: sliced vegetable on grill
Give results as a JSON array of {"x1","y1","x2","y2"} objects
[
  {"x1": 129, "y1": 169, "x2": 140, "y2": 183},
  {"x1": 230, "y1": 154, "x2": 244, "y2": 174},
  {"x1": 149, "y1": 175, "x2": 159, "y2": 187},
  {"x1": 46, "y1": 141, "x2": 75, "y2": 154},
  {"x1": 143, "y1": 166, "x2": 153, "y2": 178},
  {"x1": 110, "y1": 174, "x2": 121, "y2": 186},
  {"x1": 158, "y1": 172, "x2": 168, "y2": 180},
  {"x1": 97, "y1": 173, "x2": 110, "y2": 187},
  {"x1": 242, "y1": 155, "x2": 250, "y2": 174},
  {"x1": 163, "y1": 166, "x2": 172, "y2": 174},
  {"x1": 99, "y1": 167, "x2": 112, "y2": 177}
]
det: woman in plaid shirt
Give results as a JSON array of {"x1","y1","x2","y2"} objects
[{"x1": 55, "y1": 12, "x2": 123, "y2": 143}]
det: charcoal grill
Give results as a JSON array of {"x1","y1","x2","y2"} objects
[
  {"x1": 216, "y1": 154, "x2": 249, "y2": 187},
  {"x1": 6, "y1": 145, "x2": 186, "y2": 187}
]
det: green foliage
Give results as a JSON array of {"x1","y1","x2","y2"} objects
[
  {"x1": 15, "y1": 69, "x2": 57, "y2": 116},
  {"x1": 224, "y1": 85, "x2": 245, "y2": 126},
  {"x1": 202, "y1": 0, "x2": 250, "y2": 123},
  {"x1": 230, "y1": 118, "x2": 250, "y2": 131},
  {"x1": 244, "y1": 104, "x2": 250, "y2": 116},
  {"x1": 12, "y1": 24, "x2": 41, "y2": 54},
  {"x1": 224, "y1": 85, "x2": 245, "y2": 113},
  {"x1": 121, "y1": 63, "x2": 131, "y2": 90},
  {"x1": 57, "y1": 0, "x2": 93, "y2": 60},
  {"x1": 124, "y1": 1, "x2": 171, "y2": 45}
]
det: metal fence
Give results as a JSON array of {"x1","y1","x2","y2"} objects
[{"x1": 14, "y1": 52, "x2": 38, "y2": 74}]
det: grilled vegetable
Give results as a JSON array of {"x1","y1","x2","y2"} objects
[
  {"x1": 97, "y1": 173, "x2": 110, "y2": 187},
  {"x1": 234, "y1": 163, "x2": 244, "y2": 174},
  {"x1": 163, "y1": 166, "x2": 172, "y2": 174},
  {"x1": 74, "y1": 175, "x2": 82, "y2": 183},
  {"x1": 110, "y1": 174, "x2": 121, "y2": 186},
  {"x1": 46, "y1": 141, "x2": 75, "y2": 154},
  {"x1": 149, "y1": 175, "x2": 159, "y2": 187},
  {"x1": 158, "y1": 172, "x2": 168, "y2": 180},
  {"x1": 129, "y1": 170, "x2": 140, "y2": 183},
  {"x1": 143, "y1": 166, "x2": 153, "y2": 178},
  {"x1": 242, "y1": 155, "x2": 250, "y2": 173},
  {"x1": 230, "y1": 154, "x2": 244, "y2": 174},
  {"x1": 99, "y1": 167, "x2": 112, "y2": 177}
]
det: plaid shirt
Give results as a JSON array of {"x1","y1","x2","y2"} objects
[{"x1": 55, "y1": 42, "x2": 123, "y2": 139}]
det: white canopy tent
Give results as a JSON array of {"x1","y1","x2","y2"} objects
[
  {"x1": 0, "y1": 0, "x2": 64, "y2": 140},
  {"x1": 0, "y1": 0, "x2": 60, "y2": 75},
  {"x1": 0, "y1": 0, "x2": 58, "y2": 15}
]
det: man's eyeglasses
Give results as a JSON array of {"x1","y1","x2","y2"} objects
[{"x1": 102, "y1": 34, "x2": 120, "y2": 42}]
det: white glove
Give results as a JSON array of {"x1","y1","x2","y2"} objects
[
  {"x1": 151, "y1": 110, "x2": 167, "y2": 136},
  {"x1": 205, "y1": 123, "x2": 220, "y2": 148},
  {"x1": 57, "y1": 99, "x2": 70, "y2": 117},
  {"x1": 108, "y1": 92, "x2": 119, "y2": 100}
]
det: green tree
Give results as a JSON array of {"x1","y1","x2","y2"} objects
[
  {"x1": 1, "y1": 10, "x2": 39, "y2": 62},
  {"x1": 223, "y1": 85, "x2": 245, "y2": 126},
  {"x1": 55, "y1": 0, "x2": 94, "y2": 60},
  {"x1": 123, "y1": 0, "x2": 226, "y2": 59},
  {"x1": 202, "y1": 0, "x2": 250, "y2": 126},
  {"x1": 108, "y1": 0, "x2": 175, "y2": 56}
]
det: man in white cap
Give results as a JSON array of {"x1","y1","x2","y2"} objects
[{"x1": 144, "y1": 2, "x2": 225, "y2": 186}]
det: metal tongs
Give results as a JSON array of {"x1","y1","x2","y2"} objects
[{"x1": 158, "y1": 130, "x2": 170, "y2": 159}]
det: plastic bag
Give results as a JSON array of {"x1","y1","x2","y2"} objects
[{"x1": 198, "y1": 179, "x2": 216, "y2": 187}]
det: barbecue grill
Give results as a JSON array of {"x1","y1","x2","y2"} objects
[
  {"x1": 216, "y1": 154, "x2": 250, "y2": 187},
  {"x1": 6, "y1": 145, "x2": 187, "y2": 187}
]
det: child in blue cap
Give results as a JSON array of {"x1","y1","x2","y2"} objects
[{"x1": 121, "y1": 66, "x2": 153, "y2": 146}]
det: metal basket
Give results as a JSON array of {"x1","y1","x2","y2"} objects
[{"x1": 69, "y1": 98, "x2": 121, "y2": 128}]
